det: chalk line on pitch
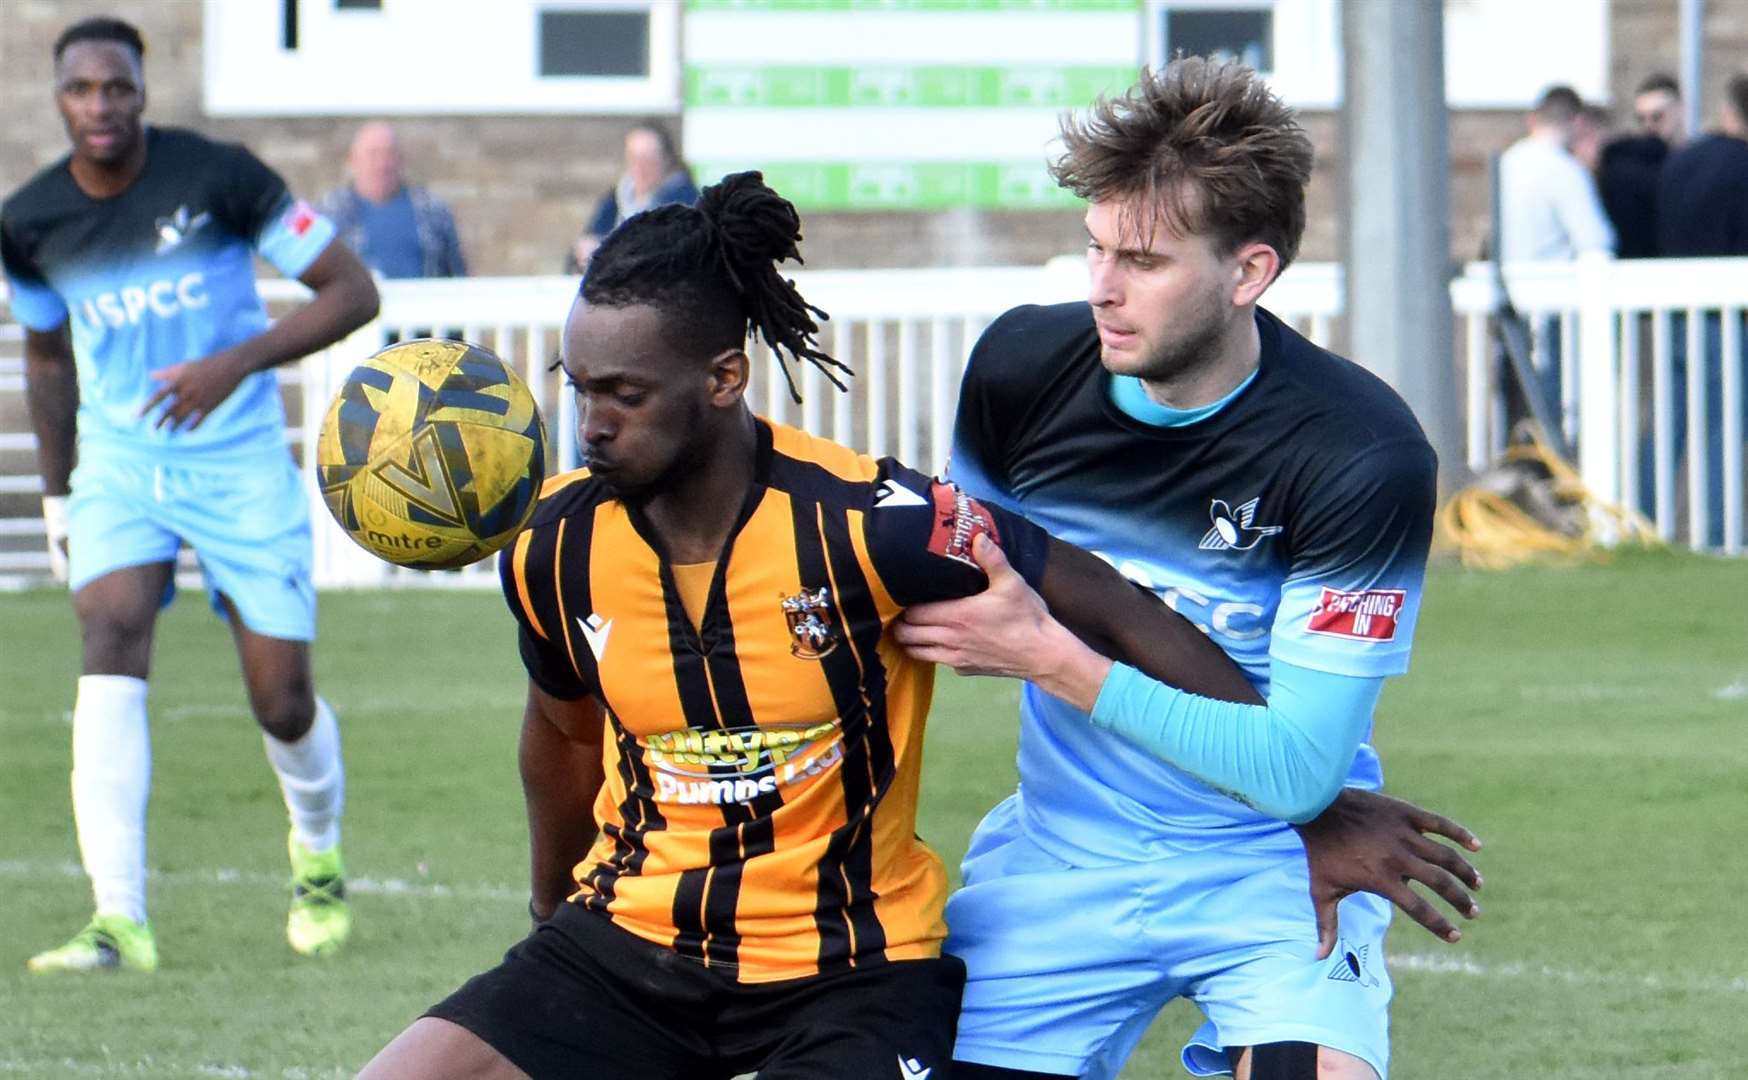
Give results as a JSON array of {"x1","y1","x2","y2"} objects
[
  {"x1": 0, "y1": 859, "x2": 520, "y2": 902},
  {"x1": 6, "y1": 858, "x2": 1745, "y2": 997}
]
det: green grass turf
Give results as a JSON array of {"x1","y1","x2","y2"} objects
[{"x1": 2, "y1": 550, "x2": 1744, "y2": 1077}]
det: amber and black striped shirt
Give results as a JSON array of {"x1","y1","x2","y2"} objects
[{"x1": 498, "y1": 419, "x2": 1047, "y2": 983}]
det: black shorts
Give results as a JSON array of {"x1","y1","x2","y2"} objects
[{"x1": 426, "y1": 901, "x2": 966, "y2": 1080}]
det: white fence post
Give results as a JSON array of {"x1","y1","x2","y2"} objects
[
  {"x1": 1575, "y1": 253, "x2": 1621, "y2": 531},
  {"x1": 304, "y1": 317, "x2": 395, "y2": 589}
]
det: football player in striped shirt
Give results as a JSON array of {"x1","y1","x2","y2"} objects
[{"x1": 360, "y1": 172, "x2": 1476, "y2": 1080}]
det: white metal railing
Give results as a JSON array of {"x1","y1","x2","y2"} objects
[
  {"x1": 1452, "y1": 255, "x2": 1747, "y2": 553},
  {"x1": 2, "y1": 257, "x2": 1743, "y2": 588}
]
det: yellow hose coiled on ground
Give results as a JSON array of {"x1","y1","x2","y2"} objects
[{"x1": 1435, "y1": 426, "x2": 1661, "y2": 570}]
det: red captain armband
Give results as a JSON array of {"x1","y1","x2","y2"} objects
[{"x1": 927, "y1": 481, "x2": 1002, "y2": 568}]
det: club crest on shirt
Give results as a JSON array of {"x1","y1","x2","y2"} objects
[
  {"x1": 781, "y1": 586, "x2": 839, "y2": 660},
  {"x1": 153, "y1": 205, "x2": 211, "y2": 255},
  {"x1": 1198, "y1": 496, "x2": 1282, "y2": 551}
]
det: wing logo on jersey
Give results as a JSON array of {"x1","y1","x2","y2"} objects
[
  {"x1": 781, "y1": 586, "x2": 840, "y2": 660},
  {"x1": 1198, "y1": 497, "x2": 1282, "y2": 551},
  {"x1": 153, "y1": 205, "x2": 211, "y2": 255}
]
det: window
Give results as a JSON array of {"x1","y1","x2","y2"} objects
[
  {"x1": 1162, "y1": 6, "x2": 1272, "y2": 72},
  {"x1": 206, "y1": 0, "x2": 679, "y2": 115},
  {"x1": 1146, "y1": 0, "x2": 1337, "y2": 109},
  {"x1": 538, "y1": 9, "x2": 647, "y2": 78}
]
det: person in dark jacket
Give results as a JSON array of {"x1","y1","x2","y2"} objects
[
  {"x1": 565, "y1": 122, "x2": 699, "y2": 273},
  {"x1": 1643, "y1": 73, "x2": 1748, "y2": 546}
]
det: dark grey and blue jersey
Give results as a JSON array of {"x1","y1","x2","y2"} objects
[
  {"x1": 949, "y1": 302, "x2": 1437, "y2": 856},
  {"x1": 1, "y1": 126, "x2": 336, "y2": 462}
]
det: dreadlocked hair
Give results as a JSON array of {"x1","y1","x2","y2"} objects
[{"x1": 581, "y1": 170, "x2": 851, "y2": 403}]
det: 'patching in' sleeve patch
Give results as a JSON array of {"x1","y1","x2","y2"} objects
[
  {"x1": 286, "y1": 201, "x2": 318, "y2": 236},
  {"x1": 1304, "y1": 588, "x2": 1406, "y2": 641},
  {"x1": 927, "y1": 482, "x2": 1002, "y2": 568}
]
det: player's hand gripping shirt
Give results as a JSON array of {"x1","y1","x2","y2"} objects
[
  {"x1": 500, "y1": 420, "x2": 1047, "y2": 982},
  {"x1": 951, "y1": 303, "x2": 1436, "y2": 863},
  {"x1": 0, "y1": 127, "x2": 337, "y2": 462}
]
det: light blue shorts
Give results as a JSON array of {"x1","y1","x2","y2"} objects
[
  {"x1": 66, "y1": 452, "x2": 316, "y2": 642},
  {"x1": 945, "y1": 796, "x2": 1393, "y2": 1079}
]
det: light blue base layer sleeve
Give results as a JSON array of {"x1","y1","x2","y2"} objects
[{"x1": 1088, "y1": 659, "x2": 1384, "y2": 824}]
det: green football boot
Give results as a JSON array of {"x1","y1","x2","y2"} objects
[
  {"x1": 286, "y1": 832, "x2": 352, "y2": 957},
  {"x1": 27, "y1": 913, "x2": 158, "y2": 974}
]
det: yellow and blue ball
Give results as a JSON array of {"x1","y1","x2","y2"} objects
[{"x1": 316, "y1": 339, "x2": 546, "y2": 570}]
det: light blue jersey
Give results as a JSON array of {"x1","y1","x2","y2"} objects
[
  {"x1": 948, "y1": 303, "x2": 1434, "y2": 865},
  {"x1": 1, "y1": 126, "x2": 336, "y2": 465},
  {"x1": 944, "y1": 303, "x2": 1438, "y2": 1078},
  {"x1": 3, "y1": 127, "x2": 338, "y2": 636}
]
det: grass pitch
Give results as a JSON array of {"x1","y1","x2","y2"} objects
[{"x1": 2, "y1": 551, "x2": 1744, "y2": 1078}]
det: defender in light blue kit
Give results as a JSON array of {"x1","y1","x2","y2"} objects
[
  {"x1": 895, "y1": 59, "x2": 1480, "y2": 1080},
  {"x1": 2, "y1": 17, "x2": 379, "y2": 972}
]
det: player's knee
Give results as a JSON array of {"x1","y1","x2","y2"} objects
[
  {"x1": 253, "y1": 688, "x2": 315, "y2": 742},
  {"x1": 73, "y1": 599, "x2": 156, "y2": 673}
]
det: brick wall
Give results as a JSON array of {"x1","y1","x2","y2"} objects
[{"x1": 2, "y1": 0, "x2": 1744, "y2": 274}]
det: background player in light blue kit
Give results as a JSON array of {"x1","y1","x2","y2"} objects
[
  {"x1": 1, "y1": 17, "x2": 379, "y2": 972},
  {"x1": 897, "y1": 59, "x2": 1480, "y2": 1079}
]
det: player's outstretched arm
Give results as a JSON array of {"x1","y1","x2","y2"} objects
[
  {"x1": 896, "y1": 531, "x2": 1261, "y2": 710},
  {"x1": 519, "y1": 683, "x2": 606, "y2": 924},
  {"x1": 1296, "y1": 788, "x2": 1484, "y2": 958},
  {"x1": 143, "y1": 239, "x2": 380, "y2": 429}
]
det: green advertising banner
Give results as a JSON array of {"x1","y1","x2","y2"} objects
[
  {"x1": 687, "y1": 65, "x2": 1136, "y2": 109},
  {"x1": 692, "y1": 161, "x2": 1086, "y2": 210},
  {"x1": 684, "y1": 3, "x2": 1138, "y2": 210}
]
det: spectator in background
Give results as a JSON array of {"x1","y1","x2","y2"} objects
[
  {"x1": 565, "y1": 121, "x2": 699, "y2": 273},
  {"x1": 1591, "y1": 73, "x2": 1688, "y2": 260},
  {"x1": 1497, "y1": 86, "x2": 1614, "y2": 429},
  {"x1": 1598, "y1": 134, "x2": 1667, "y2": 259},
  {"x1": 1569, "y1": 104, "x2": 1609, "y2": 173},
  {"x1": 1645, "y1": 73, "x2": 1748, "y2": 545},
  {"x1": 1498, "y1": 85, "x2": 1615, "y2": 263},
  {"x1": 318, "y1": 122, "x2": 466, "y2": 279},
  {"x1": 1632, "y1": 72, "x2": 1687, "y2": 150},
  {"x1": 1656, "y1": 73, "x2": 1748, "y2": 257}
]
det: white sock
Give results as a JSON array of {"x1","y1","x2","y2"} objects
[
  {"x1": 263, "y1": 696, "x2": 344, "y2": 854},
  {"x1": 71, "y1": 675, "x2": 151, "y2": 925}
]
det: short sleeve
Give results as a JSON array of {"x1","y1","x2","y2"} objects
[
  {"x1": 944, "y1": 319, "x2": 1016, "y2": 504},
  {"x1": 498, "y1": 538, "x2": 594, "y2": 701},
  {"x1": 219, "y1": 143, "x2": 337, "y2": 278},
  {"x1": 1268, "y1": 439, "x2": 1437, "y2": 678},
  {"x1": 0, "y1": 214, "x2": 68, "y2": 331},
  {"x1": 862, "y1": 458, "x2": 1050, "y2": 608}
]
